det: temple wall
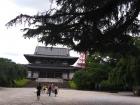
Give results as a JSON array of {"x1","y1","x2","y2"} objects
[
  {"x1": 33, "y1": 72, "x2": 39, "y2": 78},
  {"x1": 27, "y1": 71, "x2": 39, "y2": 78},
  {"x1": 27, "y1": 71, "x2": 32, "y2": 78},
  {"x1": 62, "y1": 73, "x2": 68, "y2": 79},
  {"x1": 62, "y1": 72, "x2": 74, "y2": 80},
  {"x1": 69, "y1": 72, "x2": 74, "y2": 80}
]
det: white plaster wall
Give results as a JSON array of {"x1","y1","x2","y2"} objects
[
  {"x1": 62, "y1": 73, "x2": 68, "y2": 79},
  {"x1": 69, "y1": 72, "x2": 74, "y2": 80},
  {"x1": 27, "y1": 71, "x2": 31, "y2": 78},
  {"x1": 33, "y1": 72, "x2": 39, "y2": 78}
]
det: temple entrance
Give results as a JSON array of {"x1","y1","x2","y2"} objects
[
  {"x1": 39, "y1": 71, "x2": 46, "y2": 78},
  {"x1": 47, "y1": 72, "x2": 54, "y2": 78},
  {"x1": 55, "y1": 72, "x2": 62, "y2": 78}
]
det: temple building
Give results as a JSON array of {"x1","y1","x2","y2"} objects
[{"x1": 24, "y1": 46, "x2": 78, "y2": 83}]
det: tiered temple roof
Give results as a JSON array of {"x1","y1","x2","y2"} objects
[{"x1": 24, "y1": 46, "x2": 78, "y2": 70}]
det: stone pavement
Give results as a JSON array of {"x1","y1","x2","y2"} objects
[{"x1": 0, "y1": 87, "x2": 140, "y2": 105}]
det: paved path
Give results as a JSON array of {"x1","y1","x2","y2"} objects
[{"x1": 0, "y1": 88, "x2": 140, "y2": 105}]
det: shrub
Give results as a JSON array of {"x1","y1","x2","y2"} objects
[
  {"x1": 14, "y1": 79, "x2": 29, "y2": 87},
  {"x1": 73, "y1": 71, "x2": 95, "y2": 90},
  {"x1": 100, "y1": 80, "x2": 124, "y2": 92},
  {"x1": 68, "y1": 81, "x2": 77, "y2": 89}
]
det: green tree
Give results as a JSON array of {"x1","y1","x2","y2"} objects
[
  {"x1": 73, "y1": 71, "x2": 93, "y2": 90},
  {"x1": 108, "y1": 56, "x2": 134, "y2": 90},
  {"x1": 0, "y1": 58, "x2": 27, "y2": 87},
  {"x1": 6, "y1": 0, "x2": 140, "y2": 54},
  {"x1": 108, "y1": 38, "x2": 140, "y2": 89},
  {"x1": 73, "y1": 55, "x2": 112, "y2": 90}
]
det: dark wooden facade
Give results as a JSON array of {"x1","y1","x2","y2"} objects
[{"x1": 24, "y1": 46, "x2": 78, "y2": 83}]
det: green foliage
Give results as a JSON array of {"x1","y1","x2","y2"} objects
[
  {"x1": 73, "y1": 55, "x2": 112, "y2": 90},
  {"x1": 73, "y1": 70, "x2": 94, "y2": 90},
  {"x1": 99, "y1": 39, "x2": 140, "y2": 91},
  {"x1": 0, "y1": 58, "x2": 27, "y2": 87},
  {"x1": 133, "y1": 38, "x2": 140, "y2": 86},
  {"x1": 6, "y1": 0, "x2": 140, "y2": 54},
  {"x1": 73, "y1": 51, "x2": 140, "y2": 91},
  {"x1": 100, "y1": 80, "x2": 124, "y2": 92},
  {"x1": 107, "y1": 55, "x2": 140, "y2": 90},
  {"x1": 68, "y1": 81, "x2": 77, "y2": 89},
  {"x1": 14, "y1": 79, "x2": 29, "y2": 87}
]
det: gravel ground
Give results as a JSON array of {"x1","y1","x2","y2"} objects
[{"x1": 0, "y1": 88, "x2": 140, "y2": 105}]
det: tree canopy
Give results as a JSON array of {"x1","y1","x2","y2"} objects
[
  {"x1": 6, "y1": 0, "x2": 140, "y2": 54},
  {"x1": 72, "y1": 39, "x2": 140, "y2": 91},
  {"x1": 0, "y1": 58, "x2": 27, "y2": 87}
]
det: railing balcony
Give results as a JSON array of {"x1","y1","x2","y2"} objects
[{"x1": 29, "y1": 63, "x2": 69, "y2": 67}]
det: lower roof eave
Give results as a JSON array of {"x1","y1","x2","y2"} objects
[{"x1": 27, "y1": 65, "x2": 77, "y2": 70}]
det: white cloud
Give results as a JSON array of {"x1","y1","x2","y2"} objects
[
  {"x1": 12, "y1": 0, "x2": 53, "y2": 11},
  {"x1": 0, "y1": 0, "x2": 43, "y2": 64},
  {"x1": 0, "y1": 0, "x2": 78, "y2": 64}
]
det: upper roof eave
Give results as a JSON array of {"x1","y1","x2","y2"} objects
[{"x1": 24, "y1": 54, "x2": 78, "y2": 59}]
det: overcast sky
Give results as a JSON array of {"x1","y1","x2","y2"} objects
[{"x1": 0, "y1": 0, "x2": 79, "y2": 64}]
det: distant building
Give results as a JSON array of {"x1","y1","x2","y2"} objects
[
  {"x1": 24, "y1": 46, "x2": 78, "y2": 83},
  {"x1": 72, "y1": 53, "x2": 87, "y2": 68}
]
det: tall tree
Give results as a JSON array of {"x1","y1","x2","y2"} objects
[
  {"x1": 0, "y1": 58, "x2": 27, "y2": 87},
  {"x1": 6, "y1": 0, "x2": 140, "y2": 54}
]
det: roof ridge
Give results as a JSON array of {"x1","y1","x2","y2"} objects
[{"x1": 36, "y1": 46, "x2": 69, "y2": 49}]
